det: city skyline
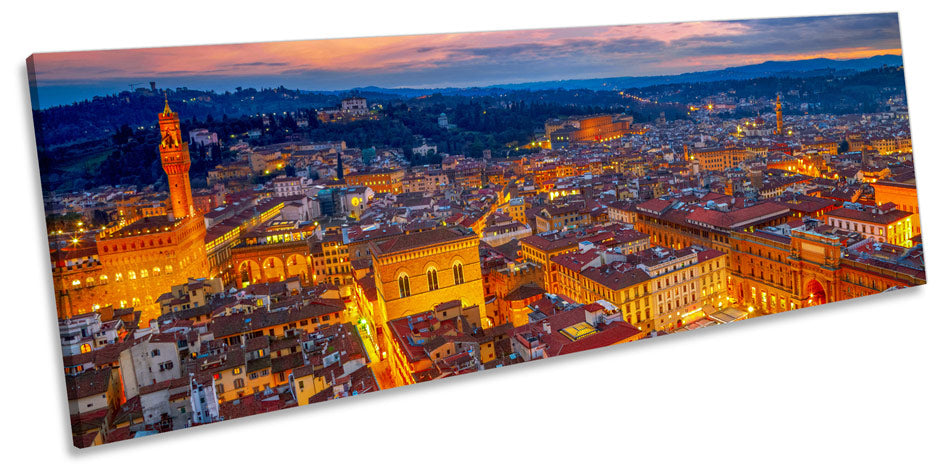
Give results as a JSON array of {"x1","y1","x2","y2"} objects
[
  {"x1": 31, "y1": 13, "x2": 924, "y2": 449},
  {"x1": 30, "y1": 13, "x2": 901, "y2": 108}
]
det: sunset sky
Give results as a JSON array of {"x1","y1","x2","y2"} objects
[{"x1": 29, "y1": 13, "x2": 901, "y2": 108}]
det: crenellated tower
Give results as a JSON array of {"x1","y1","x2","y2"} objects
[
  {"x1": 158, "y1": 96, "x2": 195, "y2": 219},
  {"x1": 775, "y1": 93, "x2": 783, "y2": 135}
]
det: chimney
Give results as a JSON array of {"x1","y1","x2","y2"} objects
[{"x1": 542, "y1": 321, "x2": 551, "y2": 335}]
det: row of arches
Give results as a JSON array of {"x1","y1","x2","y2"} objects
[
  {"x1": 732, "y1": 278, "x2": 827, "y2": 311},
  {"x1": 237, "y1": 254, "x2": 310, "y2": 286}
]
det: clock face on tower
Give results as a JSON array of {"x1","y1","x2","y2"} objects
[{"x1": 161, "y1": 125, "x2": 180, "y2": 149}]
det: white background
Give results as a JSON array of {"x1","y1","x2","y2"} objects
[{"x1": 2, "y1": 1, "x2": 947, "y2": 467}]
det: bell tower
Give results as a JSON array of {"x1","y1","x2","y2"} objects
[
  {"x1": 158, "y1": 95, "x2": 194, "y2": 219},
  {"x1": 775, "y1": 93, "x2": 783, "y2": 135}
]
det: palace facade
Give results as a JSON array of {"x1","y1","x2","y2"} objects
[
  {"x1": 51, "y1": 100, "x2": 209, "y2": 322},
  {"x1": 370, "y1": 226, "x2": 487, "y2": 328}
]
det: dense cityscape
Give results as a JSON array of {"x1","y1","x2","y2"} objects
[{"x1": 40, "y1": 53, "x2": 924, "y2": 448}]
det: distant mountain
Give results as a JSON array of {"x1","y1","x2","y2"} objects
[
  {"x1": 337, "y1": 85, "x2": 509, "y2": 99},
  {"x1": 353, "y1": 54, "x2": 903, "y2": 95}
]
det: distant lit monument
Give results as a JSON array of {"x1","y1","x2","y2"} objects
[{"x1": 775, "y1": 93, "x2": 783, "y2": 135}]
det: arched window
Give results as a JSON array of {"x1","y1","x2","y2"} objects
[
  {"x1": 427, "y1": 268, "x2": 439, "y2": 291},
  {"x1": 398, "y1": 274, "x2": 411, "y2": 298},
  {"x1": 128, "y1": 270, "x2": 136, "y2": 280},
  {"x1": 453, "y1": 262, "x2": 464, "y2": 285}
]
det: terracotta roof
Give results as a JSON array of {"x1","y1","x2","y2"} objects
[
  {"x1": 827, "y1": 206, "x2": 911, "y2": 225},
  {"x1": 65, "y1": 367, "x2": 112, "y2": 401},
  {"x1": 372, "y1": 226, "x2": 473, "y2": 255},
  {"x1": 504, "y1": 283, "x2": 546, "y2": 302}
]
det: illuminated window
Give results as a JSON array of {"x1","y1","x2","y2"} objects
[
  {"x1": 115, "y1": 273, "x2": 123, "y2": 282},
  {"x1": 80, "y1": 343, "x2": 91, "y2": 354},
  {"x1": 398, "y1": 274, "x2": 411, "y2": 298},
  {"x1": 128, "y1": 270, "x2": 136, "y2": 280},
  {"x1": 154, "y1": 267, "x2": 161, "y2": 275},
  {"x1": 426, "y1": 268, "x2": 439, "y2": 291},
  {"x1": 140, "y1": 269, "x2": 148, "y2": 278}
]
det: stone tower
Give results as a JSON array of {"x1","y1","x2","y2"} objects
[
  {"x1": 775, "y1": 93, "x2": 783, "y2": 135},
  {"x1": 158, "y1": 96, "x2": 194, "y2": 219}
]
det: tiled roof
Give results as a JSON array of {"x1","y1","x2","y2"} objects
[
  {"x1": 372, "y1": 226, "x2": 473, "y2": 255},
  {"x1": 65, "y1": 367, "x2": 112, "y2": 400}
]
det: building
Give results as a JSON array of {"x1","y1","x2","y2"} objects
[
  {"x1": 51, "y1": 101, "x2": 209, "y2": 322},
  {"x1": 118, "y1": 332, "x2": 185, "y2": 400},
  {"x1": 634, "y1": 197, "x2": 791, "y2": 254},
  {"x1": 188, "y1": 128, "x2": 219, "y2": 147},
  {"x1": 480, "y1": 219, "x2": 532, "y2": 247},
  {"x1": 371, "y1": 226, "x2": 488, "y2": 328},
  {"x1": 510, "y1": 301, "x2": 646, "y2": 360},
  {"x1": 344, "y1": 168, "x2": 405, "y2": 195},
  {"x1": 871, "y1": 181, "x2": 921, "y2": 239},
  {"x1": 551, "y1": 244, "x2": 727, "y2": 332},
  {"x1": 546, "y1": 115, "x2": 630, "y2": 148},
  {"x1": 535, "y1": 201, "x2": 590, "y2": 232},
  {"x1": 273, "y1": 176, "x2": 305, "y2": 198},
  {"x1": 231, "y1": 220, "x2": 320, "y2": 287},
  {"x1": 692, "y1": 146, "x2": 751, "y2": 172},
  {"x1": 156, "y1": 277, "x2": 225, "y2": 316},
  {"x1": 729, "y1": 222, "x2": 925, "y2": 315},
  {"x1": 340, "y1": 97, "x2": 368, "y2": 116},
  {"x1": 59, "y1": 311, "x2": 125, "y2": 356},
  {"x1": 412, "y1": 141, "x2": 438, "y2": 156},
  {"x1": 521, "y1": 232, "x2": 589, "y2": 292},
  {"x1": 869, "y1": 136, "x2": 912, "y2": 155},
  {"x1": 826, "y1": 203, "x2": 915, "y2": 247},
  {"x1": 384, "y1": 302, "x2": 483, "y2": 385},
  {"x1": 339, "y1": 186, "x2": 374, "y2": 219},
  {"x1": 313, "y1": 228, "x2": 353, "y2": 290}
]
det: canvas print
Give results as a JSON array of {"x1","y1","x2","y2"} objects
[{"x1": 28, "y1": 12, "x2": 924, "y2": 448}]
